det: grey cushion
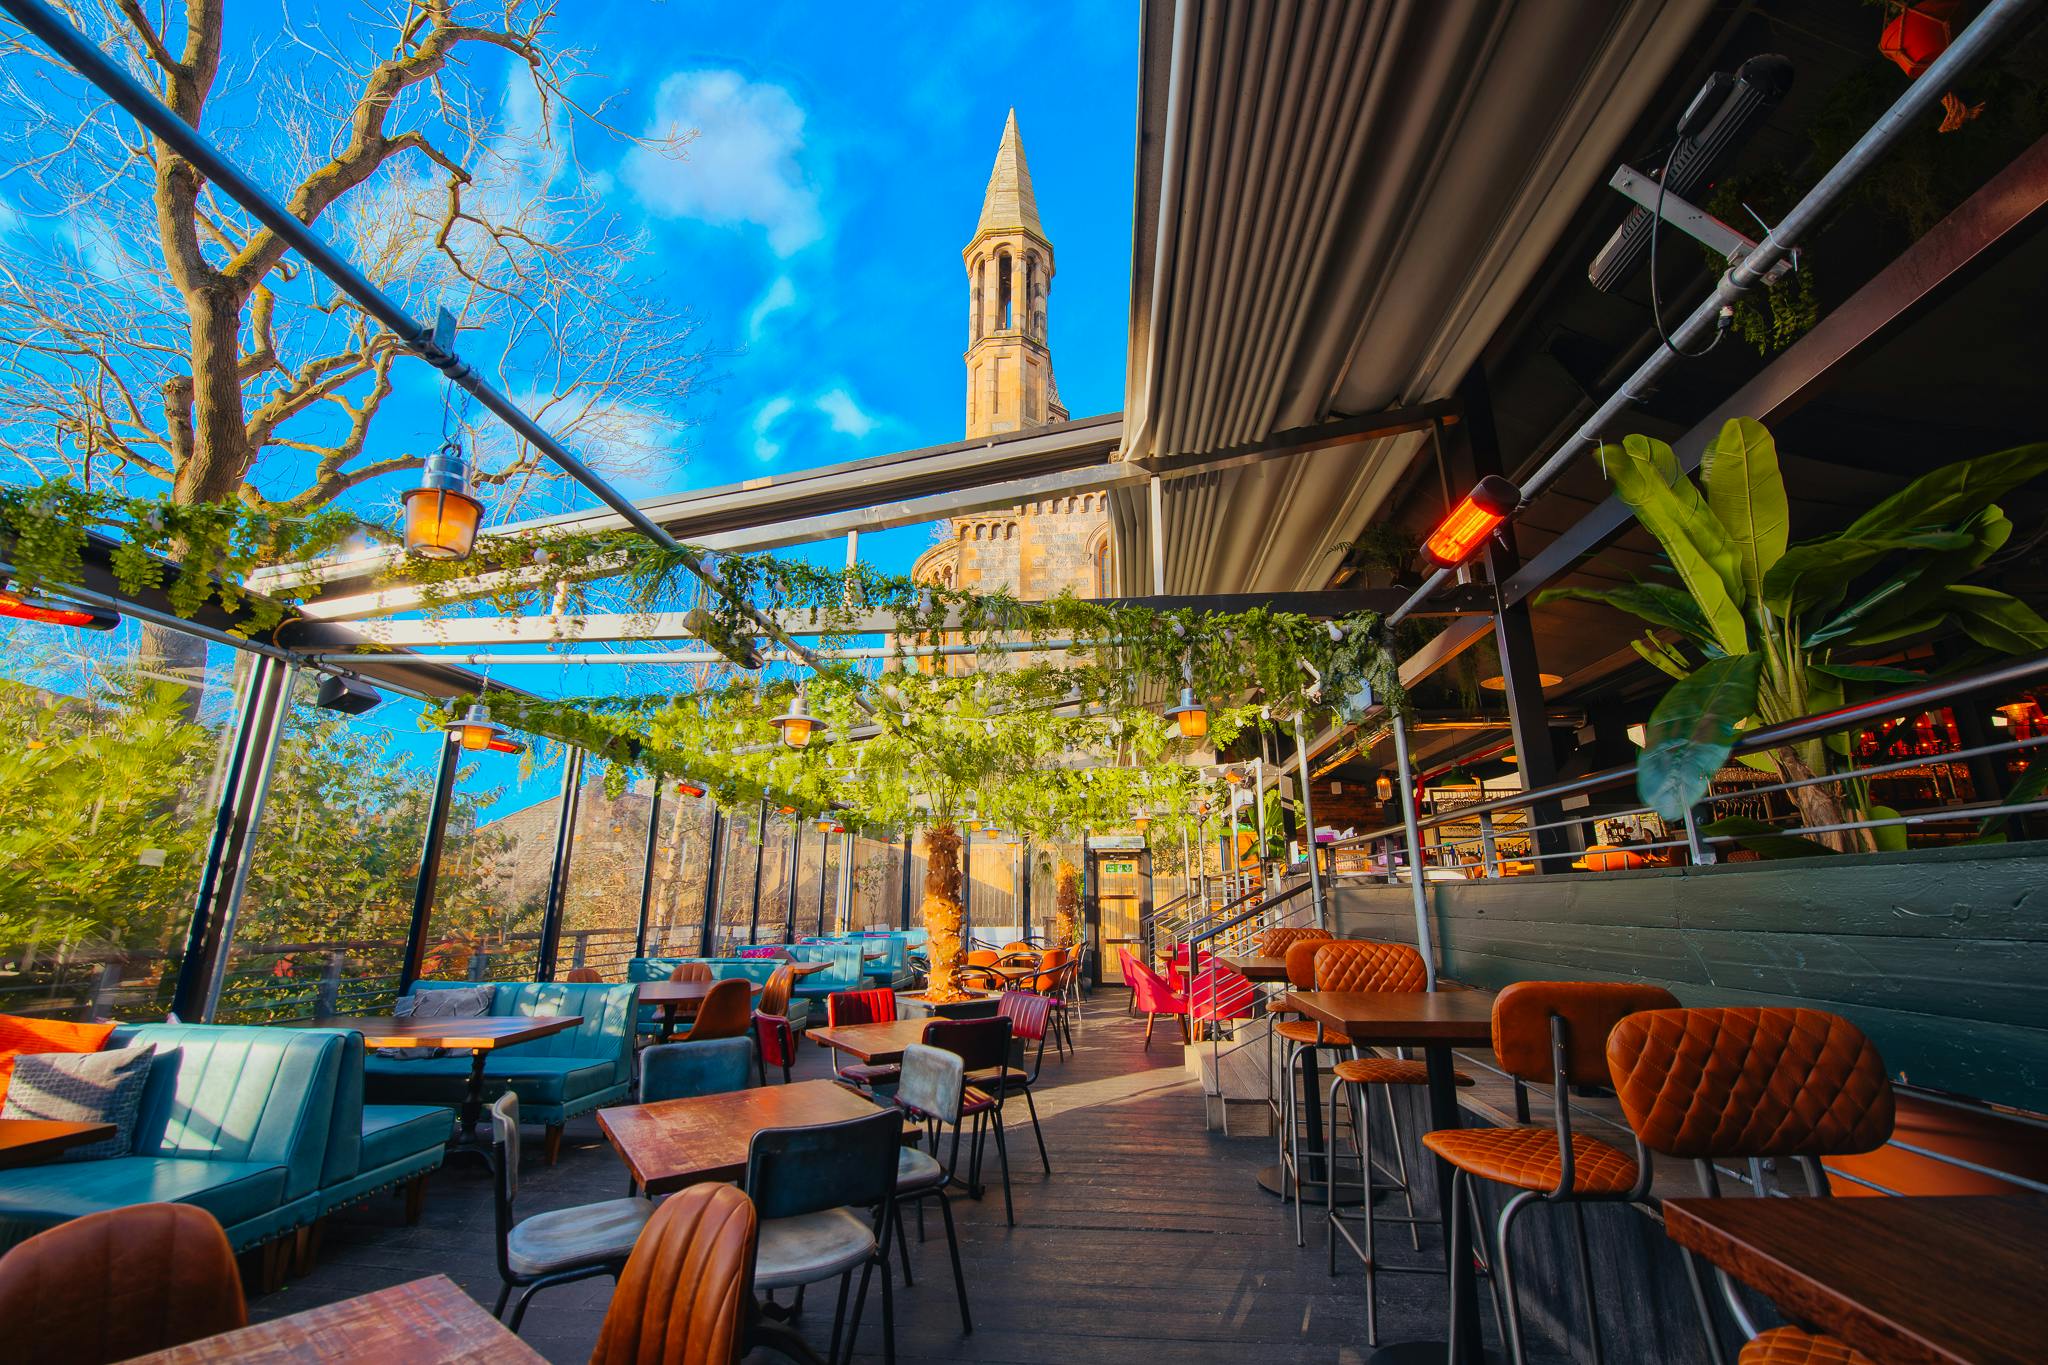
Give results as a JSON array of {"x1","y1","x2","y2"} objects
[
  {"x1": 1, "y1": 1044, "x2": 155, "y2": 1160},
  {"x1": 753, "y1": 1207, "x2": 876, "y2": 1290},
  {"x1": 505, "y1": 1196, "x2": 653, "y2": 1276},
  {"x1": 384, "y1": 985, "x2": 496, "y2": 1058},
  {"x1": 896, "y1": 1147, "x2": 945, "y2": 1193}
]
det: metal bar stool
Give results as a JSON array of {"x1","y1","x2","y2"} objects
[
  {"x1": 1606, "y1": 1005, "x2": 1896, "y2": 1365},
  {"x1": 1273, "y1": 937, "x2": 1361, "y2": 1245},
  {"x1": 1426, "y1": 980, "x2": 1680, "y2": 1365},
  {"x1": 1314, "y1": 940, "x2": 1481, "y2": 1346}
]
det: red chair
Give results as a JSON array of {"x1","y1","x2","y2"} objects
[
  {"x1": 826, "y1": 988, "x2": 902, "y2": 1089},
  {"x1": 1120, "y1": 948, "x2": 1189, "y2": 1049},
  {"x1": 986, "y1": 990, "x2": 1055, "y2": 1174}
]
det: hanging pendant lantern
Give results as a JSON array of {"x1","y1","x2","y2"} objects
[
  {"x1": 1879, "y1": 0, "x2": 1954, "y2": 77},
  {"x1": 1164, "y1": 685, "x2": 1209, "y2": 740},
  {"x1": 1133, "y1": 808, "x2": 1152, "y2": 832},
  {"x1": 771, "y1": 685, "x2": 816, "y2": 749},
  {"x1": 446, "y1": 701, "x2": 507, "y2": 752},
  {"x1": 402, "y1": 438, "x2": 485, "y2": 561},
  {"x1": 1375, "y1": 774, "x2": 1395, "y2": 803}
]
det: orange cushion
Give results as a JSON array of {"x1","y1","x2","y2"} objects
[
  {"x1": 1274, "y1": 1019, "x2": 1352, "y2": 1047},
  {"x1": 1332, "y1": 1057, "x2": 1473, "y2": 1087},
  {"x1": 0, "y1": 1015, "x2": 117, "y2": 1105},
  {"x1": 1421, "y1": 1125, "x2": 1640, "y2": 1195}
]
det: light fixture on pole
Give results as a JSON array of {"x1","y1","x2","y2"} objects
[
  {"x1": 1133, "y1": 807, "x2": 1151, "y2": 832},
  {"x1": 771, "y1": 685, "x2": 816, "y2": 749},
  {"x1": 446, "y1": 701, "x2": 507, "y2": 752},
  {"x1": 676, "y1": 778, "x2": 707, "y2": 799},
  {"x1": 1422, "y1": 475, "x2": 1520, "y2": 569},
  {"x1": 0, "y1": 586, "x2": 119, "y2": 631},
  {"x1": 402, "y1": 437, "x2": 484, "y2": 561}
]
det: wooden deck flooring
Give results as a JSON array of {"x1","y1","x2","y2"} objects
[{"x1": 261, "y1": 996, "x2": 1551, "y2": 1363}]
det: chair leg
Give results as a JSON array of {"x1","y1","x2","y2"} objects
[
  {"x1": 827, "y1": 1268, "x2": 854, "y2": 1365},
  {"x1": 1143, "y1": 1011, "x2": 1155, "y2": 1047},
  {"x1": 493, "y1": 1280, "x2": 513, "y2": 1318},
  {"x1": 893, "y1": 1203, "x2": 914, "y2": 1287},
  {"x1": 403, "y1": 1174, "x2": 427, "y2": 1226},
  {"x1": 1020, "y1": 1083, "x2": 1051, "y2": 1174},
  {"x1": 1496, "y1": 1189, "x2": 1540, "y2": 1365},
  {"x1": 1381, "y1": 1083, "x2": 1422, "y2": 1253},
  {"x1": 936, "y1": 1190, "x2": 972, "y2": 1334},
  {"x1": 989, "y1": 1105, "x2": 1015, "y2": 1226},
  {"x1": 879, "y1": 1239, "x2": 897, "y2": 1365},
  {"x1": 507, "y1": 1283, "x2": 541, "y2": 1332},
  {"x1": 1446, "y1": 1170, "x2": 1469, "y2": 1365},
  {"x1": 543, "y1": 1123, "x2": 564, "y2": 1166},
  {"x1": 1572, "y1": 1199, "x2": 1605, "y2": 1365}
]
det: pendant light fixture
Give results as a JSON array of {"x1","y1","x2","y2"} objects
[
  {"x1": 446, "y1": 701, "x2": 507, "y2": 751},
  {"x1": 1163, "y1": 654, "x2": 1209, "y2": 740},
  {"x1": 402, "y1": 436, "x2": 484, "y2": 561},
  {"x1": 1133, "y1": 807, "x2": 1152, "y2": 832},
  {"x1": 1375, "y1": 774, "x2": 1395, "y2": 803},
  {"x1": 771, "y1": 684, "x2": 816, "y2": 749}
]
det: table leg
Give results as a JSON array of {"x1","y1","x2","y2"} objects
[
  {"x1": 1366, "y1": 1042, "x2": 1485, "y2": 1363},
  {"x1": 660, "y1": 1003, "x2": 679, "y2": 1043},
  {"x1": 461, "y1": 1048, "x2": 487, "y2": 1139}
]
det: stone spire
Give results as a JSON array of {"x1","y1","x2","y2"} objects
[{"x1": 972, "y1": 109, "x2": 1046, "y2": 245}]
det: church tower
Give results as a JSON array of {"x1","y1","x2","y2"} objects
[
  {"x1": 913, "y1": 112, "x2": 1107, "y2": 606},
  {"x1": 963, "y1": 109, "x2": 1068, "y2": 437}
]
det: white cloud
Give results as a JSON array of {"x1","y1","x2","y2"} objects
[
  {"x1": 814, "y1": 386, "x2": 877, "y2": 438},
  {"x1": 0, "y1": 199, "x2": 22, "y2": 238},
  {"x1": 750, "y1": 394, "x2": 795, "y2": 461},
  {"x1": 746, "y1": 275, "x2": 798, "y2": 340},
  {"x1": 624, "y1": 70, "x2": 823, "y2": 257}
]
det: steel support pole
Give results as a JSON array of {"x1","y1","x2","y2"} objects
[
  {"x1": 1391, "y1": 715, "x2": 1439, "y2": 992},
  {"x1": 783, "y1": 821, "x2": 802, "y2": 943},
  {"x1": 697, "y1": 807, "x2": 726, "y2": 956},
  {"x1": 178, "y1": 655, "x2": 294, "y2": 1021},
  {"x1": 401, "y1": 732, "x2": 463, "y2": 992},
  {"x1": 747, "y1": 801, "x2": 769, "y2": 944},
  {"x1": 1149, "y1": 475, "x2": 1167, "y2": 595},
  {"x1": 633, "y1": 784, "x2": 663, "y2": 958},
  {"x1": 535, "y1": 749, "x2": 585, "y2": 982},
  {"x1": 815, "y1": 827, "x2": 831, "y2": 936},
  {"x1": 1293, "y1": 715, "x2": 1325, "y2": 928},
  {"x1": 899, "y1": 829, "x2": 915, "y2": 930},
  {"x1": 961, "y1": 826, "x2": 974, "y2": 945},
  {"x1": 1020, "y1": 840, "x2": 1034, "y2": 940}
]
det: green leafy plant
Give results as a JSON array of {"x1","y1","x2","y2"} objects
[{"x1": 1538, "y1": 419, "x2": 2048, "y2": 846}]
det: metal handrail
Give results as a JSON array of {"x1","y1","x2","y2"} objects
[{"x1": 1336, "y1": 648, "x2": 2048, "y2": 851}]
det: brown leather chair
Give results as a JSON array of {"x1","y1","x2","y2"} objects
[
  {"x1": 1607, "y1": 1006, "x2": 1894, "y2": 1365},
  {"x1": 1255, "y1": 924, "x2": 1332, "y2": 958},
  {"x1": 590, "y1": 1182, "x2": 757, "y2": 1365},
  {"x1": 1425, "y1": 980, "x2": 1680, "y2": 1365},
  {"x1": 681, "y1": 977, "x2": 754, "y2": 1043},
  {"x1": 669, "y1": 962, "x2": 715, "y2": 984},
  {"x1": 563, "y1": 966, "x2": 605, "y2": 983},
  {"x1": 757, "y1": 961, "x2": 796, "y2": 1019},
  {"x1": 1311, "y1": 941, "x2": 1473, "y2": 1339},
  {"x1": 0, "y1": 1202, "x2": 246, "y2": 1364}
]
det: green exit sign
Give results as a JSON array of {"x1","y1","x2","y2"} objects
[{"x1": 1101, "y1": 861, "x2": 1136, "y2": 874}]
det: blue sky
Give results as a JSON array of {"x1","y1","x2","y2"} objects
[{"x1": 522, "y1": 1, "x2": 1139, "y2": 578}]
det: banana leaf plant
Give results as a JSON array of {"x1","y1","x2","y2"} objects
[{"x1": 1537, "y1": 419, "x2": 2048, "y2": 851}]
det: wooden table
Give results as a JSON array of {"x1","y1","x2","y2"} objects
[
  {"x1": 117, "y1": 1274, "x2": 542, "y2": 1363},
  {"x1": 1215, "y1": 952, "x2": 1290, "y2": 982},
  {"x1": 809, "y1": 1017, "x2": 932, "y2": 1067},
  {"x1": 294, "y1": 1015, "x2": 581, "y2": 1136},
  {"x1": 899, "y1": 989, "x2": 998, "y2": 1019},
  {"x1": 598, "y1": 1078, "x2": 882, "y2": 1195},
  {"x1": 636, "y1": 979, "x2": 763, "y2": 1043},
  {"x1": 0, "y1": 1118, "x2": 115, "y2": 1169},
  {"x1": 1274, "y1": 989, "x2": 1497, "y2": 1365},
  {"x1": 1664, "y1": 1193, "x2": 2048, "y2": 1365}
]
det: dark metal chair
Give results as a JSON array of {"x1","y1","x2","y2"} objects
[
  {"x1": 921, "y1": 1015, "x2": 1017, "y2": 1225},
  {"x1": 639, "y1": 1036, "x2": 754, "y2": 1103},
  {"x1": 887, "y1": 1042, "x2": 976, "y2": 1339},
  {"x1": 744, "y1": 1107, "x2": 904, "y2": 1365}
]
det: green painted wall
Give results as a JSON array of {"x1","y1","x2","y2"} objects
[{"x1": 1326, "y1": 841, "x2": 2048, "y2": 1112}]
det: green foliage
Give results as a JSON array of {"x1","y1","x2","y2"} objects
[{"x1": 1541, "y1": 420, "x2": 2048, "y2": 824}]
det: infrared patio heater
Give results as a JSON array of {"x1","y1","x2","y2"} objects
[{"x1": 1589, "y1": 54, "x2": 1795, "y2": 309}]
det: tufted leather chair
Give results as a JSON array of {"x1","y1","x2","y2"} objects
[
  {"x1": 563, "y1": 966, "x2": 605, "y2": 983},
  {"x1": 1606, "y1": 1007, "x2": 1893, "y2": 1365},
  {"x1": 825, "y1": 988, "x2": 903, "y2": 1089},
  {"x1": 1254, "y1": 925, "x2": 1332, "y2": 958},
  {"x1": 591, "y1": 1181, "x2": 756, "y2": 1365},
  {"x1": 0, "y1": 1202, "x2": 245, "y2": 1364},
  {"x1": 1420, "y1": 980, "x2": 1679, "y2": 1365},
  {"x1": 668, "y1": 962, "x2": 715, "y2": 984},
  {"x1": 1308, "y1": 940, "x2": 1474, "y2": 1339}
]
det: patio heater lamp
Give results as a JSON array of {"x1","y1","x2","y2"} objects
[
  {"x1": 676, "y1": 778, "x2": 707, "y2": 799},
  {"x1": 1422, "y1": 475, "x2": 1521, "y2": 569},
  {"x1": 771, "y1": 687, "x2": 816, "y2": 749},
  {"x1": 402, "y1": 438, "x2": 485, "y2": 561},
  {"x1": 447, "y1": 701, "x2": 508, "y2": 752},
  {"x1": 485, "y1": 735, "x2": 525, "y2": 755},
  {"x1": 0, "y1": 586, "x2": 119, "y2": 631}
]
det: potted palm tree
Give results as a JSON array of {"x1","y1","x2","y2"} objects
[{"x1": 1539, "y1": 419, "x2": 2048, "y2": 850}]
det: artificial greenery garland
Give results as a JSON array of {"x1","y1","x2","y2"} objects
[{"x1": 0, "y1": 480, "x2": 1408, "y2": 835}]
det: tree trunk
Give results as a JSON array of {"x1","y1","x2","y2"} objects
[
  {"x1": 920, "y1": 825, "x2": 971, "y2": 1003},
  {"x1": 1773, "y1": 747, "x2": 1872, "y2": 854},
  {"x1": 1053, "y1": 860, "x2": 1081, "y2": 951}
]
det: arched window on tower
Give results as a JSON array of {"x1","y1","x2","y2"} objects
[
  {"x1": 1090, "y1": 527, "x2": 1113, "y2": 598},
  {"x1": 971, "y1": 256, "x2": 983, "y2": 342},
  {"x1": 997, "y1": 252, "x2": 1013, "y2": 330}
]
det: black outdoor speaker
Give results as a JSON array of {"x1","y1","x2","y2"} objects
[{"x1": 315, "y1": 673, "x2": 383, "y2": 715}]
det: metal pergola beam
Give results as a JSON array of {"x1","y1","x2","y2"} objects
[{"x1": 1500, "y1": 127, "x2": 2048, "y2": 608}]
